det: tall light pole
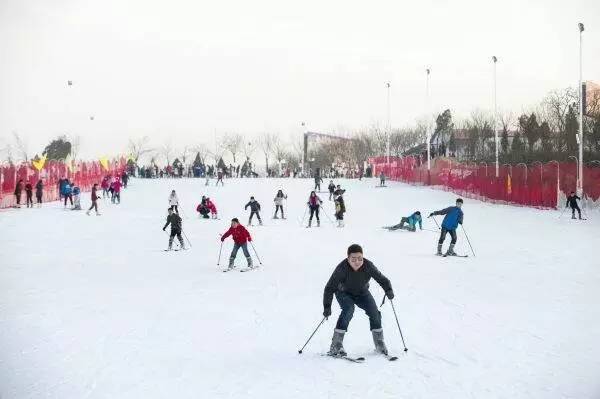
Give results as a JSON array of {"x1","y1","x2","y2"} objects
[
  {"x1": 492, "y1": 56, "x2": 499, "y2": 177},
  {"x1": 301, "y1": 121, "x2": 306, "y2": 175},
  {"x1": 578, "y1": 22, "x2": 585, "y2": 196},
  {"x1": 386, "y1": 82, "x2": 391, "y2": 165},
  {"x1": 426, "y1": 68, "x2": 431, "y2": 170}
]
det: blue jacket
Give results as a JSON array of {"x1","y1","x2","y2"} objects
[
  {"x1": 406, "y1": 212, "x2": 423, "y2": 230},
  {"x1": 433, "y1": 206, "x2": 463, "y2": 230},
  {"x1": 62, "y1": 183, "x2": 72, "y2": 196},
  {"x1": 72, "y1": 186, "x2": 81, "y2": 196}
]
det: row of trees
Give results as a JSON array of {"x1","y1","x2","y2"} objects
[{"x1": 2, "y1": 87, "x2": 599, "y2": 172}]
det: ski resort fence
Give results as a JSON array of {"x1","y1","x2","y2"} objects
[
  {"x1": 0, "y1": 159, "x2": 126, "y2": 209},
  {"x1": 369, "y1": 156, "x2": 600, "y2": 210}
]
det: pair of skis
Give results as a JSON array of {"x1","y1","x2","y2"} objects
[
  {"x1": 222, "y1": 266, "x2": 259, "y2": 273},
  {"x1": 323, "y1": 353, "x2": 398, "y2": 363}
]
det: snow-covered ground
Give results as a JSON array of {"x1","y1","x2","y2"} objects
[{"x1": 1, "y1": 177, "x2": 599, "y2": 399}]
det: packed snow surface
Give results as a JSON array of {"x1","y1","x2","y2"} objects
[{"x1": 1, "y1": 177, "x2": 599, "y2": 399}]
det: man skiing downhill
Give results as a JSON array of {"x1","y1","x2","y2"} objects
[
  {"x1": 163, "y1": 208, "x2": 185, "y2": 251},
  {"x1": 220, "y1": 218, "x2": 254, "y2": 270},
  {"x1": 385, "y1": 211, "x2": 423, "y2": 232},
  {"x1": 566, "y1": 191, "x2": 582, "y2": 219},
  {"x1": 244, "y1": 196, "x2": 262, "y2": 225},
  {"x1": 323, "y1": 244, "x2": 394, "y2": 357},
  {"x1": 429, "y1": 198, "x2": 464, "y2": 256}
]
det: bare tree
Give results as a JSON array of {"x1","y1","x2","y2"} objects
[
  {"x1": 221, "y1": 133, "x2": 244, "y2": 164},
  {"x1": 540, "y1": 88, "x2": 578, "y2": 135},
  {"x1": 0, "y1": 137, "x2": 14, "y2": 164},
  {"x1": 258, "y1": 132, "x2": 276, "y2": 173},
  {"x1": 69, "y1": 135, "x2": 81, "y2": 161},
  {"x1": 160, "y1": 139, "x2": 174, "y2": 166},
  {"x1": 12, "y1": 131, "x2": 29, "y2": 163},
  {"x1": 243, "y1": 138, "x2": 256, "y2": 162},
  {"x1": 179, "y1": 145, "x2": 192, "y2": 165},
  {"x1": 128, "y1": 136, "x2": 154, "y2": 163}
]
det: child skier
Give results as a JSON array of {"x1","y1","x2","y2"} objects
[
  {"x1": 169, "y1": 190, "x2": 179, "y2": 214},
  {"x1": 385, "y1": 211, "x2": 423, "y2": 232},
  {"x1": 566, "y1": 191, "x2": 582, "y2": 219},
  {"x1": 307, "y1": 191, "x2": 323, "y2": 227},
  {"x1": 25, "y1": 182, "x2": 33, "y2": 208},
  {"x1": 429, "y1": 198, "x2": 464, "y2": 256},
  {"x1": 206, "y1": 197, "x2": 218, "y2": 219},
  {"x1": 216, "y1": 169, "x2": 224, "y2": 186},
  {"x1": 323, "y1": 244, "x2": 394, "y2": 357},
  {"x1": 379, "y1": 171, "x2": 386, "y2": 187},
  {"x1": 334, "y1": 185, "x2": 346, "y2": 197},
  {"x1": 35, "y1": 179, "x2": 43, "y2": 207},
  {"x1": 273, "y1": 189, "x2": 287, "y2": 219},
  {"x1": 112, "y1": 178, "x2": 122, "y2": 204},
  {"x1": 163, "y1": 207, "x2": 185, "y2": 250},
  {"x1": 334, "y1": 194, "x2": 346, "y2": 227},
  {"x1": 71, "y1": 184, "x2": 82, "y2": 210},
  {"x1": 328, "y1": 181, "x2": 336, "y2": 200},
  {"x1": 244, "y1": 196, "x2": 262, "y2": 226},
  {"x1": 220, "y1": 218, "x2": 254, "y2": 270},
  {"x1": 87, "y1": 184, "x2": 101, "y2": 215}
]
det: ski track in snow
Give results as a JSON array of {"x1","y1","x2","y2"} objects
[{"x1": 1, "y1": 177, "x2": 600, "y2": 399}]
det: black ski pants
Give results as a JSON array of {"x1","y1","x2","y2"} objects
[
  {"x1": 309, "y1": 206, "x2": 320, "y2": 222},
  {"x1": 570, "y1": 205, "x2": 581, "y2": 219},
  {"x1": 274, "y1": 205, "x2": 284, "y2": 218},
  {"x1": 249, "y1": 210, "x2": 261, "y2": 223},
  {"x1": 335, "y1": 290, "x2": 381, "y2": 331},
  {"x1": 169, "y1": 229, "x2": 184, "y2": 248}
]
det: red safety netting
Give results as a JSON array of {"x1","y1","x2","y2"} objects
[
  {"x1": 1, "y1": 158, "x2": 126, "y2": 209},
  {"x1": 369, "y1": 156, "x2": 600, "y2": 209}
]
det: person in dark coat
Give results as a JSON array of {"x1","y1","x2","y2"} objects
[
  {"x1": 566, "y1": 191, "x2": 582, "y2": 220},
  {"x1": 35, "y1": 179, "x2": 43, "y2": 207},
  {"x1": 14, "y1": 179, "x2": 23, "y2": 208},
  {"x1": 162, "y1": 208, "x2": 185, "y2": 250},
  {"x1": 25, "y1": 182, "x2": 33, "y2": 208},
  {"x1": 87, "y1": 184, "x2": 101, "y2": 215},
  {"x1": 307, "y1": 191, "x2": 322, "y2": 227},
  {"x1": 244, "y1": 196, "x2": 262, "y2": 225},
  {"x1": 323, "y1": 244, "x2": 394, "y2": 356}
]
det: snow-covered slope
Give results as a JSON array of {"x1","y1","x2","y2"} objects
[{"x1": 1, "y1": 177, "x2": 599, "y2": 399}]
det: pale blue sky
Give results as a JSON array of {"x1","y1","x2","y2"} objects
[{"x1": 0, "y1": 0, "x2": 598, "y2": 159}]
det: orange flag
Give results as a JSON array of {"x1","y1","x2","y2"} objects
[{"x1": 507, "y1": 173, "x2": 512, "y2": 195}]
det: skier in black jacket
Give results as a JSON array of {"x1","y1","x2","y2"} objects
[
  {"x1": 327, "y1": 181, "x2": 336, "y2": 200},
  {"x1": 244, "y1": 196, "x2": 262, "y2": 225},
  {"x1": 566, "y1": 191, "x2": 582, "y2": 219},
  {"x1": 163, "y1": 208, "x2": 185, "y2": 250},
  {"x1": 323, "y1": 244, "x2": 394, "y2": 356}
]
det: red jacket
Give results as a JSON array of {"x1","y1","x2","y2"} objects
[
  {"x1": 207, "y1": 200, "x2": 217, "y2": 214},
  {"x1": 221, "y1": 225, "x2": 251, "y2": 244}
]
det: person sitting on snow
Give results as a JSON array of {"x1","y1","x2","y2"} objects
[
  {"x1": 206, "y1": 197, "x2": 218, "y2": 219},
  {"x1": 384, "y1": 211, "x2": 422, "y2": 232}
]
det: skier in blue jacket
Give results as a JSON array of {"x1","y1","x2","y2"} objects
[
  {"x1": 429, "y1": 198, "x2": 464, "y2": 256},
  {"x1": 384, "y1": 211, "x2": 422, "y2": 232}
]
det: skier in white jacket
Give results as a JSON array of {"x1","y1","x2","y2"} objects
[{"x1": 168, "y1": 190, "x2": 179, "y2": 214}]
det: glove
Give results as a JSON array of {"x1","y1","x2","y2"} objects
[
  {"x1": 220, "y1": 237, "x2": 225, "y2": 242},
  {"x1": 162, "y1": 228, "x2": 166, "y2": 231},
  {"x1": 323, "y1": 307, "x2": 332, "y2": 317},
  {"x1": 385, "y1": 290, "x2": 395, "y2": 300}
]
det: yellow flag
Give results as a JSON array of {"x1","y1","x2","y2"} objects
[
  {"x1": 507, "y1": 173, "x2": 512, "y2": 195},
  {"x1": 99, "y1": 157, "x2": 109, "y2": 170},
  {"x1": 32, "y1": 156, "x2": 47, "y2": 171}
]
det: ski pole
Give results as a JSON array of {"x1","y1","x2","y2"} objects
[
  {"x1": 182, "y1": 229, "x2": 193, "y2": 248},
  {"x1": 298, "y1": 316, "x2": 327, "y2": 354},
  {"x1": 461, "y1": 225, "x2": 475, "y2": 257},
  {"x1": 217, "y1": 240, "x2": 223, "y2": 265},
  {"x1": 389, "y1": 299, "x2": 408, "y2": 352},
  {"x1": 320, "y1": 205, "x2": 335, "y2": 225},
  {"x1": 300, "y1": 206, "x2": 308, "y2": 226},
  {"x1": 250, "y1": 241, "x2": 263, "y2": 265},
  {"x1": 431, "y1": 215, "x2": 441, "y2": 230}
]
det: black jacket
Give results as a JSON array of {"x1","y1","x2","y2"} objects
[
  {"x1": 566, "y1": 195, "x2": 580, "y2": 208},
  {"x1": 163, "y1": 213, "x2": 182, "y2": 231},
  {"x1": 323, "y1": 259, "x2": 392, "y2": 310},
  {"x1": 245, "y1": 200, "x2": 261, "y2": 212}
]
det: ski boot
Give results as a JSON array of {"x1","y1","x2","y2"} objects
[
  {"x1": 317, "y1": 220, "x2": 320, "y2": 227},
  {"x1": 372, "y1": 328, "x2": 389, "y2": 356},
  {"x1": 246, "y1": 256, "x2": 254, "y2": 269},
  {"x1": 445, "y1": 243, "x2": 457, "y2": 256},
  {"x1": 86, "y1": 210, "x2": 90, "y2": 216},
  {"x1": 259, "y1": 219, "x2": 263, "y2": 226},
  {"x1": 227, "y1": 257, "x2": 236, "y2": 270},
  {"x1": 436, "y1": 243, "x2": 443, "y2": 256},
  {"x1": 273, "y1": 214, "x2": 279, "y2": 219},
  {"x1": 328, "y1": 329, "x2": 347, "y2": 357},
  {"x1": 307, "y1": 220, "x2": 311, "y2": 228}
]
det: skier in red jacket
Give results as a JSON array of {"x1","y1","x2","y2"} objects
[
  {"x1": 221, "y1": 218, "x2": 254, "y2": 270},
  {"x1": 206, "y1": 197, "x2": 218, "y2": 219}
]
